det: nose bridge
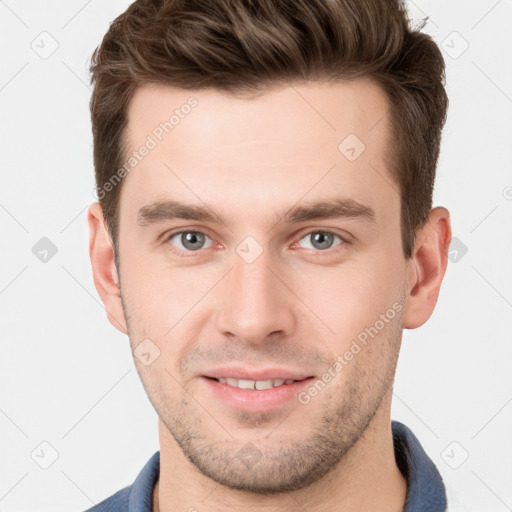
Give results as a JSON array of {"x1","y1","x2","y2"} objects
[{"x1": 215, "y1": 241, "x2": 293, "y2": 343}]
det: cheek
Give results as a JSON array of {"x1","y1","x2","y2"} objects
[
  {"x1": 120, "y1": 251, "x2": 216, "y2": 355},
  {"x1": 121, "y1": 247, "x2": 198, "y2": 312},
  {"x1": 297, "y1": 256, "x2": 403, "y2": 342}
]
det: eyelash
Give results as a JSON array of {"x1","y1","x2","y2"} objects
[{"x1": 163, "y1": 228, "x2": 349, "y2": 257}]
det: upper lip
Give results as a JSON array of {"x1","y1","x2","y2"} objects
[{"x1": 203, "y1": 368, "x2": 314, "y2": 381}]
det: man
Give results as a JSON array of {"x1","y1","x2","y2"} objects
[{"x1": 86, "y1": 0, "x2": 451, "y2": 510}]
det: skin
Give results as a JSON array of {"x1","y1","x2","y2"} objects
[{"x1": 88, "y1": 78, "x2": 451, "y2": 511}]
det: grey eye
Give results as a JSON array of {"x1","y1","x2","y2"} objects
[
  {"x1": 298, "y1": 231, "x2": 343, "y2": 251},
  {"x1": 168, "y1": 231, "x2": 213, "y2": 252}
]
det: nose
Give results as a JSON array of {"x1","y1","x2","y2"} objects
[{"x1": 215, "y1": 245, "x2": 296, "y2": 345}]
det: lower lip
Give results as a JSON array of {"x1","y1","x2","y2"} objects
[{"x1": 202, "y1": 376, "x2": 315, "y2": 412}]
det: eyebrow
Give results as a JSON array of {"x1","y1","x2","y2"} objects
[{"x1": 136, "y1": 198, "x2": 376, "y2": 227}]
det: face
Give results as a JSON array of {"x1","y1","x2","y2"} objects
[{"x1": 114, "y1": 79, "x2": 410, "y2": 492}]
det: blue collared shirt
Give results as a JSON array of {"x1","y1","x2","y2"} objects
[{"x1": 83, "y1": 420, "x2": 447, "y2": 511}]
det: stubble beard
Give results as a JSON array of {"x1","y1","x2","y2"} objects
[{"x1": 120, "y1": 288, "x2": 403, "y2": 494}]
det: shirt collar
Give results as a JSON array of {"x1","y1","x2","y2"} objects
[
  {"x1": 128, "y1": 450, "x2": 159, "y2": 512},
  {"x1": 393, "y1": 420, "x2": 447, "y2": 511}
]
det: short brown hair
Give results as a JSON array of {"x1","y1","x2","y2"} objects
[{"x1": 89, "y1": 0, "x2": 448, "y2": 259}]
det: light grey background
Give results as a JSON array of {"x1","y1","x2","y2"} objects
[{"x1": 1, "y1": 1, "x2": 511, "y2": 510}]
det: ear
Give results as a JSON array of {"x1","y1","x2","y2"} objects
[
  {"x1": 87, "y1": 202, "x2": 128, "y2": 334},
  {"x1": 403, "y1": 207, "x2": 452, "y2": 329}
]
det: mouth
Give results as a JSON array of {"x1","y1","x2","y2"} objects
[
  {"x1": 206, "y1": 376, "x2": 308, "y2": 390},
  {"x1": 202, "y1": 374, "x2": 315, "y2": 412}
]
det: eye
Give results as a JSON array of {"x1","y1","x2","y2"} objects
[
  {"x1": 166, "y1": 230, "x2": 213, "y2": 253},
  {"x1": 297, "y1": 230, "x2": 346, "y2": 251}
]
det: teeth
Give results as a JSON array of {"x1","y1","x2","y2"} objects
[
  {"x1": 256, "y1": 379, "x2": 283, "y2": 390},
  {"x1": 238, "y1": 379, "x2": 255, "y2": 390},
  {"x1": 217, "y1": 377, "x2": 297, "y2": 389}
]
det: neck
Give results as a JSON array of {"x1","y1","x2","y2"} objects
[{"x1": 153, "y1": 396, "x2": 406, "y2": 512}]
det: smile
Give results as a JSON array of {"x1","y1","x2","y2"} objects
[{"x1": 213, "y1": 377, "x2": 299, "y2": 390}]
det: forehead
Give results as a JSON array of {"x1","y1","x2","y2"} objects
[
  {"x1": 120, "y1": 79, "x2": 397, "y2": 229},
  {"x1": 125, "y1": 79, "x2": 389, "y2": 152}
]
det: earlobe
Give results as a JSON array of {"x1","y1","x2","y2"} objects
[
  {"x1": 87, "y1": 202, "x2": 128, "y2": 334},
  {"x1": 403, "y1": 207, "x2": 452, "y2": 329}
]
